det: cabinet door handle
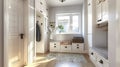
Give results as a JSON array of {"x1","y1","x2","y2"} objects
[
  {"x1": 99, "y1": 0, "x2": 102, "y2": 3},
  {"x1": 40, "y1": 10, "x2": 43, "y2": 13},
  {"x1": 91, "y1": 52, "x2": 94, "y2": 55},
  {"x1": 77, "y1": 44, "x2": 79, "y2": 46},
  {"x1": 97, "y1": 19, "x2": 102, "y2": 22},
  {"x1": 40, "y1": 2, "x2": 43, "y2": 5},
  {"x1": 65, "y1": 46, "x2": 67, "y2": 48},
  {"x1": 20, "y1": 33, "x2": 24, "y2": 39},
  {"x1": 54, "y1": 44, "x2": 56, "y2": 45},
  {"x1": 54, "y1": 46, "x2": 56, "y2": 48},
  {"x1": 77, "y1": 47, "x2": 79, "y2": 49},
  {"x1": 99, "y1": 60, "x2": 103, "y2": 64}
]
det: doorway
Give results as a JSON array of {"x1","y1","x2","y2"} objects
[{"x1": 4, "y1": 0, "x2": 25, "y2": 67}]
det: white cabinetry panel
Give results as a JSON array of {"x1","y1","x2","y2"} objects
[
  {"x1": 61, "y1": 45, "x2": 71, "y2": 52},
  {"x1": 50, "y1": 42, "x2": 60, "y2": 52},
  {"x1": 50, "y1": 42, "x2": 84, "y2": 53},
  {"x1": 72, "y1": 43, "x2": 84, "y2": 53}
]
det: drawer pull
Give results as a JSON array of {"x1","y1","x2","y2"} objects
[
  {"x1": 65, "y1": 46, "x2": 67, "y2": 48},
  {"x1": 54, "y1": 44, "x2": 56, "y2": 45},
  {"x1": 40, "y1": 10, "x2": 43, "y2": 13},
  {"x1": 99, "y1": 60, "x2": 103, "y2": 64},
  {"x1": 77, "y1": 44, "x2": 79, "y2": 46},
  {"x1": 97, "y1": 19, "x2": 102, "y2": 22},
  {"x1": 54, "y1": 46, "x2": 56, "y2": 48},
  {"x1": 77, "y1": 47, "x2": 79, "y2": 49},
  {"x1": 91, "y1": 52, "x2": 94, "y2": 55},
  {"x1": 40, "y1": 2, "x2": 43, "y2": 5}
]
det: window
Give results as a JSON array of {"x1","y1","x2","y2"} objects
[{"x1": 56, "y1": 13, "x2": 81, "y2": 34}]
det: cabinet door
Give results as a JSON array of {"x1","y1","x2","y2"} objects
[
  {"x1": 39, "y1": 0, "x2": 44, "y2": 13},
  {"x1": 102, "y1": 0, "x2": 108, "y2": 22},
  {"x1": 96, "y1": 0, "x2": 102, "y2": 22},
  {"x1": 36, "y1": 0, "x2": 44, "y2": 14}
]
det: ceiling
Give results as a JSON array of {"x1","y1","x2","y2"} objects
[{"x1": 47, "y1": 0, "x2": 83, "y2": 7}]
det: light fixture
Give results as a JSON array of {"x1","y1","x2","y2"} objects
[{"x1": 59, "y1": 0, "x2": 66, "y2": 3}]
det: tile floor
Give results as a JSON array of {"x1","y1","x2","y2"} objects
[{"x1": 25, "y1": 53, "x2": 95, "y2": 67}]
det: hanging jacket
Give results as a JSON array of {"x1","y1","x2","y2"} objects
[{"x1": 36, "y1": 22, "x2": 41, "y2": 42}]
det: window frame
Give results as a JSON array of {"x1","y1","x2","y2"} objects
[{"x1": 55, "y1": 13, "x2": 82, "y2": 34}]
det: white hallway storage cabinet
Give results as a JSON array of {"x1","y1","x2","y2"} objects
[
  {"x1": 87, "y1": 0, "x2": 109, "y2": 67},
  {"x1": 50, "y1": 41, "x2": 84, "y2": 53},
  {"x1": 96, "y1": 0, "x2": 108, "y2": 23},
  {"x1": 36, "y1": 0, "x2": 49, "y2": 53},
  {"x1": 87, "y1": 0, "x2": 120, "y2": 67}
]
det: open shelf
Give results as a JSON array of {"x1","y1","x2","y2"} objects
[
  {"x1": 96, "y1": 21, "x2": 108, "y2": 31},
  {"x1": 92, "y1": 47, "x2": 108, "y2": 60},
  {"x1": 97, "y1": 20, "x2": 108, "y2": 25}
]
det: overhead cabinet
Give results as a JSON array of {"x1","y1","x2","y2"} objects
[
  {"x1": 96, "y1": 0, "x2": 108, "y2": 23},
  {"x1": 35, "y1": 0, "x2": 48, "y2": 17}
]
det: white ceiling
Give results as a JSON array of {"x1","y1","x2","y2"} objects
[{"x1": 47, "y1": 0, "x2": 83, "y2": 7}]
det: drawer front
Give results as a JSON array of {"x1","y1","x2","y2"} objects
[
  {"x1": 89, "y1": 50, "x2": 98, "y2": 67},
  {"x1": 72, "y1": 43, "x2": 84, "y2": 52},
  {"x1": 61, "y1": 45, "x2": 71, "y2": 52},
  {"x1": 89, "y1": 49, "x2": 97, "y2": 58},
  {"x1": 90, "y1": 56, "x2": 97, "y2": 66},
  {"x1": 50, "y1": 42, "x2": 60, "y2": 46},
  {"x1": 72, "y1": 43, "x2": 84, "y2": 47},
  {"x1": 96, "y1": 56, "x2": 104, "y2": 67},
  {"x1": 50, "y1": 42, "x2": 60, "y2": 52},
  {"x1": 96, "y1": 54, "x2": 109, "y2": 67},
  {"x1": 72, "y1": 45, "x2": 83, "y2": 52},
  {"x1": 89, "y1": 49, "x2": 109, "y2": 67}
]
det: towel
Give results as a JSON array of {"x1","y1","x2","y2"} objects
[{"x1": 36, "y1": 21, "x2": 41, "y2": 42}]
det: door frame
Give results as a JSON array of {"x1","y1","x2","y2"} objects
[
  {"x1": 23, "y1": 0, "x2": 36, "y2": 65},
  {"x1": 4, "y1": 0, "x2": 9, "y2": 66}
]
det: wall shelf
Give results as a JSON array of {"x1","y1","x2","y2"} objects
[{"x1": 96, "y1": 21, "x2": 108, "y2": 31}]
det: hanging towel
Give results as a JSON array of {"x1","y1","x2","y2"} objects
[{"x1": 36, "y1": 21, "x2": 41, "y2": 42}]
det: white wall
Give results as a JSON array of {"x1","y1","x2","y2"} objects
[
  {"x1": 49, "y1": 5, "x2": 82, "y2": 22},
  {"x1": 0, "y1": 0, "x2": 3, "y2": 67}
]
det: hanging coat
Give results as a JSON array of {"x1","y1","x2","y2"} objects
[{"x1": 36, "y1": 22, "x2": 41, "y2": 42}]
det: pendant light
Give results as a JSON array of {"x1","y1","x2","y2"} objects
[{"x1": 59, "y1": 0, "x2": 66, "y2": 3}]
